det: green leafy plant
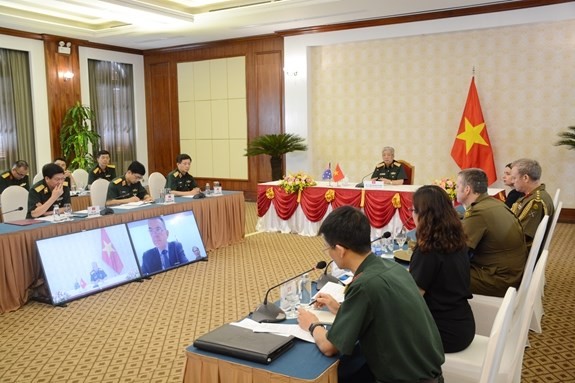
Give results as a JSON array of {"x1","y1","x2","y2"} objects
[
  {"x1": 245, "y1": 133, "x2": 308, "y2": 181},
  {"x1": 555, "y1": 126, "x2": 575, "y2": 150},
  {"x1": 60, "y1": 102, "x2": 101, "y2": 170}
]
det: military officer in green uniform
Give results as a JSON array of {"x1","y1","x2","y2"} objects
[
  {"x1": 28, "y1": 163, "x2": 71, "y2": 218},
  {"x1": 456, "y1": 168, "x2": 527, "y2": 298},
  {"x1": 106, "y1": 161, "x2": 152, "y2": 206},
  {"x1": 510, "y1": 158, "x2": 554, "y2": 247},
  {"x1": 370, "y1": 146, "x2": 407, "y2": 185},
  {"x1": 0, "y1": 160, "x2": 30, "y2": 194},
  {"x1": 88, "y1": 150, "x2": 116, "y2": 185},
  {"x1": 165, "y1": 153, "x2": 201, "y2": 196}
]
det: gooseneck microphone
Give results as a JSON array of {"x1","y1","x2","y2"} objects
[
  {"x1": 372, "y1": 231, "x2": 392, "y2": 243},
  {"x1": 252, "y1": 260, "x2": 327, "y2": 323},
  {"x1": 2, "y1": 206, "x2": 24, "y2": 215},
  {"x1": 315, "y1": 260, "x2": 342, "y2": 290},
  {"x1": 355, "y1": 171, "x2": 374, "y2": 188}
]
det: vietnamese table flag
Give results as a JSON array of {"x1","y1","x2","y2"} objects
[
  {"x1": 333, "y1": 163, "x2": 345, "y2": 182},
  {"x1": 450, "y1": 77, "x2": 497, "y2": 185},
  {"x1": 101, "y1": 228, "x2": 124, "y2": 274}
]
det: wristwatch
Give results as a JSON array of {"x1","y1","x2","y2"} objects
[{"x1": 308, "y1": 322, "x2": 326, "y2": 336}]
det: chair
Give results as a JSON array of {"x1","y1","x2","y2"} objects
[
  {"x1": 90, "y1": 179, "x2": 109, "y2": 208},
  {"x1": 396, "y1": 159, "x2": 414, "y2": 185},
  {"x1": 1, "y1": 186, "x2": 29, "y2": 222},
  {"x1": 72, "y1": 168, "x2": 89, "y2": 189},
  {"x1": 470, "y1": 215, "x2": 549, "y2": 337},
  {"x1": 531, "y1": 201, "x2": 562, "y2": 333},
  {"x1": 148, "y1": 172, "x2": 167, "y2": 201},
  {"x1": 552, "y1": 188, "x2": 560, "y2": 209},
  {"x1": 32, "y1": 172, "x2": 43, "y2": 184},
  {"x1": 442, "y1": 287, "x2": 517, "y2": 383}
]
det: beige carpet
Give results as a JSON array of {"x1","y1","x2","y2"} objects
[{"x1": 0, "y1": 202, "x2": 573, "y2": 382}]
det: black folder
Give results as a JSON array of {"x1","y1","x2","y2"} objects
[{"x1": 193, "y1": 324, "x2": 295, "y2": 364}]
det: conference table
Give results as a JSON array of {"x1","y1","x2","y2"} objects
[
  {"x1": 256, "y1": 182, "x2": 504, "y2": 238},
  {"x1": 0, "y1": 191, "x2": 245, "y2": 314},
  {"x1": 183, "y1": 322, "x2": 338, "y2": 383}
]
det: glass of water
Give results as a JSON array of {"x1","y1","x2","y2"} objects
[
  {"x1": 395, "y1": 226, "x2": 407, "y2": 249},
  {"x1": 63, "y1": 203, "x2": 72, "y2": 219}
]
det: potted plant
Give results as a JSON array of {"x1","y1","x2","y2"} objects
[
  {"x1": 60, "y1": 101, "x2": 101, "y2": 170},
  {"x1": 245, "y1": 133, "x2": 308, "y2": 181},
  {"x1": 555, "y1": 126, "x2": 575, "y2": 150}
]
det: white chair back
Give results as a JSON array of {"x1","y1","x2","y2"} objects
[
  {"x1": 499, "y1": 250, "x2": 549, "y2": 383},
  {"x1": 90, "y1": 179, "x2": 109, "y2": 208},
  {"x1": 1, "y1": 186, "x2": 29, "y2": 222},
  {"x1": 32, "y1": 172, "x2": 43, "y2": 184},
  {"x1": 552, "y1": 188, "x2": 560, "y2": 209},
  {"x1": 72, "y1": 168, "x2": 89, "y2": 189},
  {"x1": 543, "y1": 202, "x2": 562, "y2": 252},
  {"x1": 442, "y1": 287, "x2": 517, "y2": 383},
  {"x1": 148, "y1": 172, "x2": 167, "y2": 201},
  {"x1": 515, "y1": 215, "x2": 548, "y2": 307}
]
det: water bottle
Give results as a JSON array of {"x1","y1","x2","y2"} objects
[
  {"x1": 205, "y1": 182, "x2": 211, "y2": 195},
  {"x1": 53, "y1": 205, "x2": 61, "y2": 222},
  {"x1": 213, "y1": 181, "x2": 221, "y2": 195},
  {"x1": 299, "y1": 273, "x2": 311, "y2": 305}
]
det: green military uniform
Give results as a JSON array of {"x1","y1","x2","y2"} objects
[
  {"x1": 0, "y1": 170, "x2": 29, "y2": 194},
  {"x1": 88, "y1": 164, "x2": 116, "y2": 185},
  {"x1": 327, "y1": 254, "x2": 444, "y2": 382},
  {"x1": 106, "y1": 176, "x2": 147, "y2": 201},
  {"x1": 462, "y1": 193, "x2": 527, "y2": 297},
  {"x1": 27, "y1": 180, "x2": 71, "y2": 218},
  {"x1": 511, "y1": 184, "x2": 554, "y2": 244},
  {"x1": 165, "y1": 170, "x2": 198, "y2": 191},
  {"x1": 370, "y1": 161, "x2": 407, "y2": 181}
]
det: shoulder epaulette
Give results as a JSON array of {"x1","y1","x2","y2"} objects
[
  {"x1": 1, "y1": 171, "x2": 10, "y2": 179},
  {"x1": 173, "y1": 171, "x2": 180, "y2": 178},
  {"x1": 392, "y1": 161, "x2": 401, "y2": 166},
  {"x1": 108, "y1": 164, "x2": 116, "y2": 169},
  {"x1": 92, "y1": 167, "x2": 100, "y2": 174},
  {"x1": 376, "y1": 161, "x2": 385, "y2": 167},
  {"x1": 113, "y1": 178, "x2": 123, "y2": 185},
  {"x1": 34, "y1": 184, "x2": 45, "y2": 192},
  {"x1": 64, "y1": 181, "x2": 69, "y2": 187}
]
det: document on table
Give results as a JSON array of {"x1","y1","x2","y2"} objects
[
  {"x1": 232, "y1": 318, "x2": 315, "y2": 343},
  {"x1": 312, "y1": 281, "x2": 346, "y2": 303},
  {"x1": 114, "y1": 201, "x2": 152, "y2": 209}
]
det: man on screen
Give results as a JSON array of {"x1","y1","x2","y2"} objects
[{"x1": 141, "y1": 217, "x2": 188, "y2": 275}]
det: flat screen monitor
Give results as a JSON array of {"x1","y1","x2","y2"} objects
[
  {"x1": 126, "y1": 210, "x2": 207, "y2": 277},
  {"x1": 36, "y1": 224, "x2": 142, "y2": 305}
]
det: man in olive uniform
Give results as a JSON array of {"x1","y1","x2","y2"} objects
[
  {"x1": 88, "y1": 150, "x2": 116, "y2": 185},
  {"x1": 28, "y1": 163, "x2": 71, "y2": 218},
  {"x1": 0, "y1": 160, "x2": 30, "y2": 194},
  {"x1": 165, "y1": 153, "x2": 201, "y2": 196},
  {"x1": 456, "y1": 168, "x2": 527, "y2": 298},
  {"x1": 370, "y1": 146, "x2": 407, "y2": 185},
  {"x1": 106, "y1": 161, "x2": 152, "y2": 206},
  {"x1": 510, "y1": 158, "x2": 554, "y2": 248}
]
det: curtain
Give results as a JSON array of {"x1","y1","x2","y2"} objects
[
  {"x1": 0, "y1": 48, "x2": 36, "y2": 176},
  {"x1": 88, "y1": 59, "x2": 136, "y2": 176}
]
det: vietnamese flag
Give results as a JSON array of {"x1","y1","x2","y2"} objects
[
  {"x1": 333, "y1": 163, "x2": 345, "y2": 182},
  {"x1": 450, "y1": 77, "x2": 497, "y2": 185},
  {"x1": 101, "y1": 228, "x2": 124, "y2": 274}
]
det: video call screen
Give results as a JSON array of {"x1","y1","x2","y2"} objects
[
  {"x1": 36, "y1": 224, "x2": 142, "y2": 305},
  {"x1": 126, "y1": 210, "x2": 207, "y2": 277}
]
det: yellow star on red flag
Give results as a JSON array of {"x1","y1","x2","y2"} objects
[{"x1": 456, "y1": 118, "x2": 488, "y2": 153}]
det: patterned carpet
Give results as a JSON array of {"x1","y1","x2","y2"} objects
[{"x1": 0, "y1": 202, "x2": 573, "y2": 382}]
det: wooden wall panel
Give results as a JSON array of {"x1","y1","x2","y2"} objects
[{"x1": 143, "y1": 35, "x2": 284, "y2": 200}]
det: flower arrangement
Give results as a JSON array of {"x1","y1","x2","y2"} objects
[
  {"x1": 434, "y1": 177, "x2": 457, "y2": 201},
  {"x1": 280, "y1": 172, "x2": 317, "y2": 194}
]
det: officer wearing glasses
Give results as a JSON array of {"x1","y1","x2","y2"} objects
[
  {"x1": 0, "y1": 160, "x2": 30, "y2": 194},
  {"x1": 106, "y1": 161, "x2": 152, "y2": 206},
  {"x1": 28, "y1": 163, "x2": 71, "y2": 218}
]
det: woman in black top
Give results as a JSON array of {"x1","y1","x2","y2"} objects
[
  {"x1": 409, "y1": 185, "x2": 475, "y2": 352},
  {"x1": 503, "y1": 162, "x2": 524, "y2": 208}
]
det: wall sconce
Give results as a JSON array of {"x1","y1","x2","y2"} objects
[
  {"x1": 284, "y1": 69, "x2": 298, "y2": 77},
  {"x1": 63, "y1": 71, "x2": 75, "y2": 81},
  {"x1": 58, "y1": 41, "x2": 72, "y2": 55}
]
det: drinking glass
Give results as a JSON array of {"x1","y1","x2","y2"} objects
[
  {"x1": 63, "y1": 203, "x2": 72, "y2": 219},
  {"x1": 395, "y1": 226, "x2": 407, "y2": 249}
]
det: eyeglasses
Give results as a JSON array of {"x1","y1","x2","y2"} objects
[
  {"x1": 322, "y1": 245, "x2": 334, "y2": 254},
  {"x1": 408, "y1": 207, "x2": 418, "y2": 213},
  {"x1": 148, "y1": 227, "x2": 165, "y2": 234},
  {"x1": 133, "y1": 174, "x2": 143, "y2": 181},
  {"x1": 14, "y1": 170, "x2": 27, "y2": 178}
]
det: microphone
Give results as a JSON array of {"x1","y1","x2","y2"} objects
[
  {"x1": 252, "y1": 260, "x2": 327, "y2": 323},
  {"x1": 315, "y1": 260, "x2": 343, "y2": 290},
  {"x1": 372, "y1": 231, "x2": 392, "y2": 243},
  {"x1": 355, "y1": 171, "x2": 373, "y2": 188},
  {"x1": 2, "y1": 206, "x2": 24, "y2": 215}
]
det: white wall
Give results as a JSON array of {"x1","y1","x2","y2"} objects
[{"x1": 284, "y1": 3, "x2": 575, "y2": 207}]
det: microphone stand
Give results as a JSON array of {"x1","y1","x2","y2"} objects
[
  {"x1": 315, "y1": 260, "x2": 342, "y2": 290},
  {"x1": 355, "y1": 171, "x2": 373, "y2": 188},
  {"x1": 2, "y1": 206, "x2": 24, "y2": 215},
  {"x1": 252, "y1": 261, "x2": 326, "y2": 323}
]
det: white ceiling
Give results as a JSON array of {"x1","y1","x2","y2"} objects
[{"x1": 0, "y1": 0, "x2": 521, "y2": 50}]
